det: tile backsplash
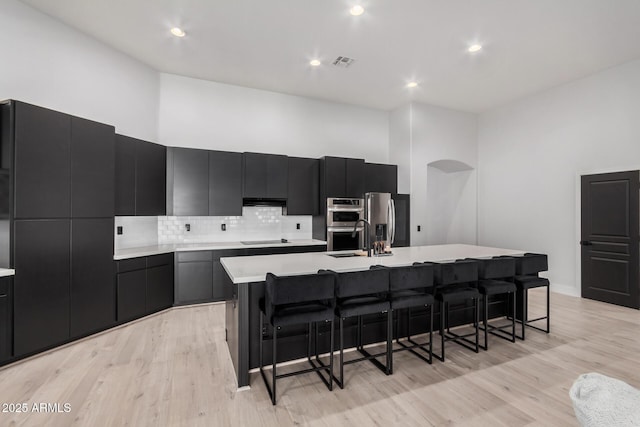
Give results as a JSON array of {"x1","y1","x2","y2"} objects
[{"x1": 115, "y1": 207, "x2": 313, "y2": 250}]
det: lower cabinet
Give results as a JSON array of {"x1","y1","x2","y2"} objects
[
  {"x1": 116, "y1": 253, "x2": 174, "y2": 323},
  {"x1": 175, "y1": 245, "x2": 327, "y2": 306},
  {"x1": 0, "y1": 277, "x2": 12, "y2": 363}
]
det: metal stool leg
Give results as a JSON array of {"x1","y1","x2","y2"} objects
[
  {"x1": 474, "y1": 297, "x2": 479, "y2": 353},
  {"x1": 339, "y1": 317, "x2": 344, "y2": 389},
  {"x1": 272, "y1": 326, "x2": 277, "y2": 405},
  {"x1": 511, "y1": 291, "x2": 516, "y2": 342},
  {"x1": 483, "y1": 294, "x2": 489, "y2": 350},
  {"x1": 387, "y1": 309, "x2": 393, "y2": 375},
  {"x1": 329, "y1": 319, "x2": 334, "y2": 391}
]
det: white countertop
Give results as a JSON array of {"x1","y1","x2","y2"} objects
[
  {"x1": 0, "y1": 268, "x2": 15, "y2": 277},
  {"x1": 113, "y1": 239, "x2": 327, "y2": 260},
  {"x1": 220, "y1": 244, "x2": 526, "y2": 284}
]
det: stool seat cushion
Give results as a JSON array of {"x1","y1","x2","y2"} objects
[
  {"x1": 272, "y1": 303, "x2": 334, "y2": 327},
  {"x1": 336, "y1": 296, "x2": 390, "y2": 318},
  {"x1": 479, "y1": 279, "x2": 517, "y2": 295},
  {"x1": 435, "y1": 287, "x2": 479, "y2": 302},
  {"x1": 391, "y1": 291, "x2": 434, "y2": 310},
  {"x1": 514, "y1": 275, "x2": 550, "y2": 289}
]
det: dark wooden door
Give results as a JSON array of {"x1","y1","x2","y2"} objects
[
  {"x1": 13, "y1": 219, "x2": 71, "y2": 356},
  {"x1": 146, "y1": 254, "x2": 174, "y2": 313},
  {"x1": 13, "y1": 102, "x2": 71, "y2": 219},
  {"x1": 114, "y1": 135, "x2": 136, "y2": 216},
  {"x1": 209, "y1": 150, "x2": 243, "y2": 216},
  {"x1": 287, "y1": 157, "x2": 319, "y2": 215},
  {"x1": 136, "y1": 140, "x2": 166, "y2": 216},
  {"x1": 116, "y1": 269, "x2": 147, "y2": 322},
  {"x1": 323, "y1": 157, "x2": 346, "y2": 198},
  {"x1": 345, "y1": 158, "x2": 365, "y2": 198},
  {"x1": 70, "y1": 218, "x2": 116, "y2": 338},
  {"x1": 365, "y1": 163, "x2": 398, "y2": 194},
  {"x1": 70, "y1": 117, "x2": 115, "y2": 217},
  {"x1": 581, "y1": 171, "x2": 639, "y2": 308},
  {"x1": 169, "y1": 147, "x2": 209, "y2": 216}
]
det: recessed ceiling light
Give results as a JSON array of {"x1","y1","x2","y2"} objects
[
  {"x1": 309, "y1": 59, "x2": 321, "y2": 67},
  {"x1": 170, "y1": 27, "x2": 186, "y2": 38},
  {"x1": 350, "y1": 5, "x2": 365, "y2": 16},
  {"x1": 468, "y1": 44, "x2": 482, "y2": 53},
  {"x1": 407, "y1": 81, "x2": 419, "y2": 89}
]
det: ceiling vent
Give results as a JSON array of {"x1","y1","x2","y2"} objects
[{"x1": 332, "y1": 56, "x2": 355, "y2": 68}]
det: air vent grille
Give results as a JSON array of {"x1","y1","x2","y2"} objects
[{"x1": 332, "y1": 56, "x2": 355, "y2": 68}]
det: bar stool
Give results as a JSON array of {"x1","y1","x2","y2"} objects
[
  {"x1": 434, "y1": 260, "x2": 480, "y2": 361},
  {"x1": 259, "y1": 272, "x2": 335, "y2": 405},
  {"x1": 331, "y1": 268, "x2": 392, "y2": 389},
  {"x1": 513, "y1": 253, "x2": 550, "y2": 340},
  {"x1": 387, "y1": 263, "x2": 435, "y2": 369},
  {"x1": 469, "y1": 257, "x2": 517, "y2": 350}
]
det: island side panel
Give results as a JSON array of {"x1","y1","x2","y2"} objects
[{"x1": 224, "y1": 276, "x2": 251, "y2": 387}]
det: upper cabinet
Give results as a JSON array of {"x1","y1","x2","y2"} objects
[
  {"x1": 167, "y1": 147, "x2": 209, "y2": 216},
  {"x1": 287, "y1": 157, "x2": 319, "y2": 215},
  {"x1": 10, "y1": 101, "x2": 115, "y2": 219},
  {"x1": 71, "y1": 117, "x2": 115, "y2": 218},
  {"x1": 167, "y1": 147, "x2": 244, "y2": 216},
  {"x1": 115, "y1": 135, "x2": 166, "y2": 216},
  {"x1": 13, "y1": 102, "x2": 71, "y2": 219},
  {"x1": 364, "y1": 162, "x2": 398, "y2": 195},
  {"x1": 321, "y1": 156, "x2": 365, "y2": 199},
  {"x1": 209, "y1": 150, "x2": 243, "y2": 216},
  {"x1": 243, "y1": 153, "x2": 288, "y2": 199}
]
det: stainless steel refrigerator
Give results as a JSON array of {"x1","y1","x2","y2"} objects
[{"x1": 364, "y1": 192, "x2": 395, "y2": 249}]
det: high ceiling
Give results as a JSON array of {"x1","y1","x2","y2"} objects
[{"x1": 20, "y1": 0, "x2": 640, "y2": 112}]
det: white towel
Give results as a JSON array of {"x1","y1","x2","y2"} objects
[{"x1": 570, "y1": 372, "x2": 640, "y2": 426}]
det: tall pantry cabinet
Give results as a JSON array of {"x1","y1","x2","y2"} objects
[{"x1": 0, "y1": 100, "x2": 116, "y2": 357}]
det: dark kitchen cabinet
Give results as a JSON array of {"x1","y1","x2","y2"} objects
[
  {"x1": 392, "y1": 194, "x2": 410, "y2": 248},
  {"x1": 117, "y1": 268, "x2": 147, "y2": 323},
  {"x1": 0, "y1": 277, "x2": 12, "y2": 362},
  {"x1": 70, "y1": 218, "x2": 115, "y2": 338},
  {"x1": 176, "y1": 251, "x2": 213, "y2": 304},
  {"x1": 115, "y1": 136, "x2": 136, "y2": 215},
  {"x1": 136, "y1": 140, "x2": 166, "y2": 216},
  {"x1": 13, "y1": 219, "x2": 70, "y2": 356},
  {"x1": 167, "y1": 147, "x2": 209, "y2": 216},
  {"x1": 13, "y1": 102, "x2": 71, "y2": 219},
  {"x1": 321, "y1": 156, "x2": 365, "y2": 199},
  {"x1": 209, "y1": 150, "x2": 243, "y2": 216},
  {"x1": 243, "y1": 153, "x2": 288, "y2": 199},
  {"x1": 287, "y1": 157, "x2": 319, "y2": 215},
  {"x1": 146, "y1": 254, "x2": 174, "y2": 313},
  {"x1": 116, "y1": 254, "x2": 174, "y2": 322},
  {"x1": 212, "y1": 250, "x2": 243, "y2": 301},
  {"x1": 365, "y1": 163, "x2": 398, "y2": 195},
  {"x1": 71, "y1": 117, "x2": 115, "y2": 218},
  {"x1": 115, "y1": 135, "x2": 166, "y2": 216},
  {"x1": 345, "y1": 158, "x2": 365, "y2": 198}
]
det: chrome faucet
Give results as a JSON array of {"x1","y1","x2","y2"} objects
[{"x1": 352, "y1": 218, "x2": 371, "y2": 257}]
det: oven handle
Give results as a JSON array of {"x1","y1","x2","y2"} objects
[{"x1": 327, "y1": 226, "x2": 364, "y2": 232}]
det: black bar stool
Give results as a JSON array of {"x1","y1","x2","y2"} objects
[
  {"x1": 259, "y1": 272, "x2": 335, "y2": 405},
  {"x1": 513, "y1": 253, "x2": 550, "y2": 339},
  {"x1": 330, "y1": 268, "x2": 392, "y2": 389},
  {"x1": 387, "y1": 262, "x2": 435, "y2": 370},
  {"x1": 468, "y1": 257, "x2": 517, "y2": 349},
  {"x1": 434, "y1": 260, "x2": 480, "y2": 361}
]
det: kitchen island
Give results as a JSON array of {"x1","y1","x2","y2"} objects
[{"x1": 221, "y1": 244, "x2": 525, "y2": 388}]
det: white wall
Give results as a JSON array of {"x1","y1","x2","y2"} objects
[
  {"x1": 478, "y1": 59, "x2": 640, "y2": 296},
  {"x1": 409, "y1": 103, "x2": 478, "y2": 246},
  {"x1": 0, "y1": 0, "x2": 159, "y2": 141},
  {"x1": 158, "y1": 73, "x2": 389, "y2": 162},
  {"x1": 388, "y1": 104, "x2": 411, "y2": 194}
]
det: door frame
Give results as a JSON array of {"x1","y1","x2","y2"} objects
[{"x1": 574, "y1": 165, "x2": 640, "y2": 299}]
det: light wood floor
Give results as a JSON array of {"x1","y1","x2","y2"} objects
[{"x1": 1, "y1": 289, "x2": 639, "y2": 426}]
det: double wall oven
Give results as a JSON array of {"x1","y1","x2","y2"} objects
[{"x1": 326, "y1": 198, "x2": 364, "y2": 251}]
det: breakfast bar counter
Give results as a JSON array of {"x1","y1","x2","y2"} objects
[{"x1": 221, "y1": 244, "x2": 525, "y2": 388}]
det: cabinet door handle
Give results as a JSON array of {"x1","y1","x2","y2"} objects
[{"x1": 579, "y1": 240, "x2": 593, "y2": 246}]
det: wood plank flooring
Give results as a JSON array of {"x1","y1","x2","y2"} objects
[{"x1": 1, "y1": 289, "x2": 639, "y2": 426}]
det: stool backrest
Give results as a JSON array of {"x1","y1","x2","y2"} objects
[
  {"x1": 335, "y1": 268, "x2": 389, "y2": 299},
  {"x1": 435, "y1": 260, "x2": 478, "y2": 287},
  {"x1": 389, "y1": 263, "x2": 435, "y2": 292},
  {"x1": 516, "y1": 253, "x2": 548, "y2": 275},
  {"x1": 265, "y1": 272, "x2": 335, "y2": 307},
  {"x1": 474, "y1": 257, "x2": 516, "y2": 280}
]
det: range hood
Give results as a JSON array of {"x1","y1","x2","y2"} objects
[{"x1": 242, "y1": 198, "x2": 287, "y2": 208}]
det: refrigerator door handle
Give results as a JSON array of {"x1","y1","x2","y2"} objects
[{"x1": 389, "y1": 198, "x2": 396, "y2": 245}]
